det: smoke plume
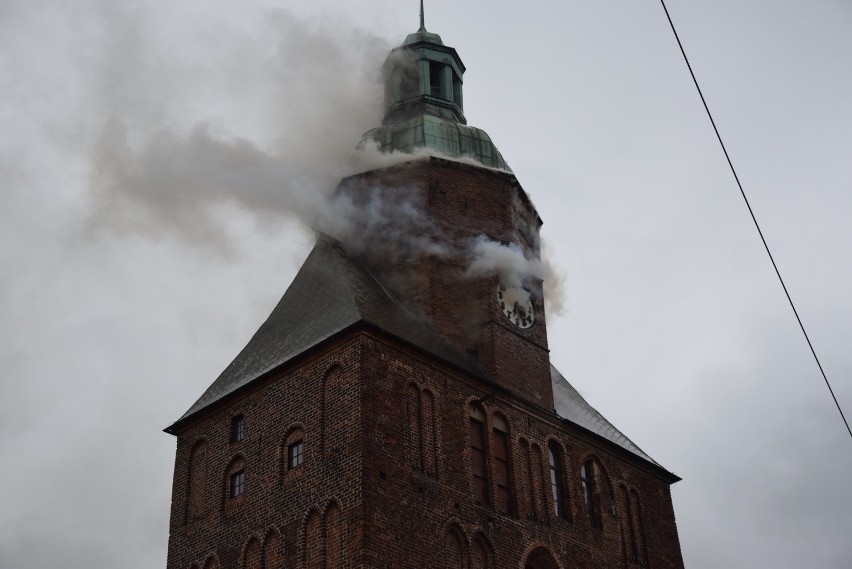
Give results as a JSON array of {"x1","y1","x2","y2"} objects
[{"x1": 86, "y1": 6, "x2": 568, "y2": 313}]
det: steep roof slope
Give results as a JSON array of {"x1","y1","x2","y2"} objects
[
  {"x1": 172, "y1": 235, "x2": 483, "y2": 425},
  {"x1": 551, "y1": 365, "x2": 664, "y2": 469},
  {"x1": 169, "y1": 237, "x2": 669, "y2": 476}
]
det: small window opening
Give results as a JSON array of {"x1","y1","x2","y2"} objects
[
  {"x1": 453, "y1": 73, "x2": 462, "y2": 109},
  {"x1": 229, "y1": 469, "x2": 245, "y2": 498},
  {"x1": 429, "y1": 61, "x2": 443, "y2": 98},
  {"x1": 288, "y1": 440, "x2": 304, "y2": 470},
  {"x1": 231, "y1": 415, "x2": 244, "y2": 443},
  {"x1": 548, "y1": 442, "x2": 566, "y2": 519}
]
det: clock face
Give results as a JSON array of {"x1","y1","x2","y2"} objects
[{"x1": 496, "y1": 284, "x2": 536, "y2": 329}]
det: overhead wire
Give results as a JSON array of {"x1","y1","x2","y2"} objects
[{"x1": 657, "y1": 0, "x2": 852, "y2": 441}]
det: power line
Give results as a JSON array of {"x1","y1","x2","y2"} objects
[{"x1": 657, "y1": 0, "x2": 852, "y2": 441}]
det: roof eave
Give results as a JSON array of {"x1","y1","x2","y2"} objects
[{"x1": 163, "y1": 318, "x2": 497, "y2": 437}]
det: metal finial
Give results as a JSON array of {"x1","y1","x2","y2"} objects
[{"x1": 419, "y1": 0, "x2": 426, "y2": 31}]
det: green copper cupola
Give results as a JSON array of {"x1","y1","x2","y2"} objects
[{"x1": 361, "y1": 4, "x2": 511, "y2": 171}]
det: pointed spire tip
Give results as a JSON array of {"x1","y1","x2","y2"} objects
[{"x1": 419, "y1": 0, "x2": 426, "y2": 31}]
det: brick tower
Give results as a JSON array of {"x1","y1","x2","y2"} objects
[{"x1": 164, "y1": 10, "x2": 686, "y2": 569}]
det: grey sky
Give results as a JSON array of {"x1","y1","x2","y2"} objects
[{"x1": 2, "y1": 1, "x2": 851, "y2": 568}]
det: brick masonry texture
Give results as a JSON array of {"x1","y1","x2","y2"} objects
[{"x1": 165, "y1": 159, "x2": 685, "y2": 568}]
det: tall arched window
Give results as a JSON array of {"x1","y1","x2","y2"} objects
[
  {"x1": 224, "y1": 456, "x2": 247, "y2": 507},
  {"x1": 282, "y1": 427, "x2": 306, "y2": 478},
  {"x1": 491, "y1": 414, "x2": 513, "y2": 514},
  {"x1": 469, "y1": 405, "x2": 489, "y2": 505},
  {"x1": 547, "y1": 441, "x2": 567, "y2": 519},
  {"x1": 581, "y1": 458, "x2": 603, "y2": 528}
]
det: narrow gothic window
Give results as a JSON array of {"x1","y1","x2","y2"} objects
[
  {"x1": 469, "y1": 405, "x2": 489, "y2": 505},
  {"x1": 231, "y1": 415, "x2": 244, "y2": 443},
  {"x1": 283, "y1": 428, "x2": 306, "y2": 477},
  {"x1": 491, "y1": 414, "x2": 512, "y2": 514},
  {"x1": 548, "y1": 441, "x2": 566, "y2": 519},
  {"x1": 581, "y1": 459, "x2": 602, "y2": 528},
  {"x1": 230, "y1": 469, "x2": 245, "y2": 498},
  {"x1": 288, "y1": 440, "x2": 304, "y2": 470}
]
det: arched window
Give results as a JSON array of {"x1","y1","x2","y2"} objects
[
  {"x1": 283, "y1": 428, "x2": 306, "y2": 475},
  {"x1": 581, "y1": 459, "x2": 603, "y2": 528},
  {"x1": 547, "y1": 441, "x2": 567, "y2": 519},
  {"x1": 225, "y1": 456, "x2": 247, "y2": 505},
  {"x1": 491, "y1": 414, "x2": 513, "y2": 514},
  {"x1": 469, "y1": 405, "x2": 489, "y2": 505}
]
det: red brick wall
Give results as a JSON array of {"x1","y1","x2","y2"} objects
[
  {"x1": 358, "y1": 332, "x2": 684, "y2": 569},
  {"x1": 337, "y1": 158, "x2": 552, "y2": 408},
  {"x1": 166, "y1": 337, "x2": 366, "y2": 569},
  {"x1": 166, "y1": 158, "x2": 683, "y2": 568},
  {"x1": 166, "y1": 330, "x2": 684, "y2": 569}
]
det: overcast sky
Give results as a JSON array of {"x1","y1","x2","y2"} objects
[{"x1": 2, "y1": 1, "x2": 851, "y2": 568}]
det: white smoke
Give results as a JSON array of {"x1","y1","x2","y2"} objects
[
  {"x1": 87, "y1": 8, "x2": 389, "y2": 249},
  {"x1": 465, "y1": 235, "x2": 544, "y2": 288},
  {"x1": 464, "y1": 235, "x2": 567, "y2": 316},
  {"x1": 85, "y1": 7, "x2": 567, "y2": 313}
]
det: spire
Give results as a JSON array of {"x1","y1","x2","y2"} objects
[{"x1": 359, "y1": 7, "x2": 513, "y2": 171}]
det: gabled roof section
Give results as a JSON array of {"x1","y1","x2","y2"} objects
[
  {"x1": 551, "y1": 365, "x2": 669, "y2": 472},
  {"x1": 171, "y1": 235, "x2": 483, "y2": 427}
]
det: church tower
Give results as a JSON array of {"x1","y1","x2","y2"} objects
[{"x1": 164, "y1": 9, "x2": 686, "y2": 569}]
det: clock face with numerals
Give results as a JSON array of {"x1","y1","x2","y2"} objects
[{"x1": 496, "y1": 284, "x2": 536, "y2": 329}]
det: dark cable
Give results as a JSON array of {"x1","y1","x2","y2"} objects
[{"x1": 658, "y1": 0, "x2": 852, "y2": 440}]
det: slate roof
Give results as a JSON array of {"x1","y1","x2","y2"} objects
[
  {"x1": 169, "y1": 236, "x2": 667, "y2": 475},
  {"x1": 551, "y1": 365, "x2": 662, "y2": 469},
  {"x1": 172, "y1": 235, "x2": 484, "y2": 425}
]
